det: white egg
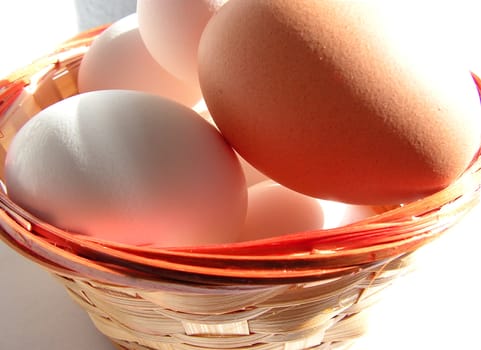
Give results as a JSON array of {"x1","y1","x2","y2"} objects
[
  {"x1": 137, "y1": 0, "x2": 228, "y2": 86},
  {"x1": 5, "y1": 90, "x2": 247, "y2": 247},
  {"x1": 78, "y1": 14, "x2": 202, "y2": 107}
]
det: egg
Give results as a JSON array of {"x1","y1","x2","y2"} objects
[
  {"x1": 317, "y1": 200, "x2": 378, "y2": 230},
  {"x1": 239, "y1": 156, "x2": 270, "y2": 187},
  {"x1": 239, "y1": 180, "x2": 324, "y2": 242},
  {"x1": 198, "y1": 0, "x2": 481, "y2": 205},
  {"x1": 193, "y1": 99, "x2": 270, "y2": 186},
  {"x1": 239, "y1": 180, "x2": 379, "y2": 242},
  {"x1": 5, "y1": 90, "x2": 247, "y2": 247},
  {"x1": 78, "y1": 14, "x2": 201, "y2": 107},
  {"x1": 136, "y1": 0, "x2": 227, "y2": 86}
]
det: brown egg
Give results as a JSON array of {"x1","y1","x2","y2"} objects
[{"x1": 198, "y1": 0, "x2": 481, "y2": 204}]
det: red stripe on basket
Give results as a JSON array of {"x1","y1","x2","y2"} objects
[{"x1": 0, "y1": 80, "x2": 25, "y2": 117}]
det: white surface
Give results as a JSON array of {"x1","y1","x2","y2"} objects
[
  {"x1": 351, "y1": 205, "x2": 481, "y2": 349},
  {"x1": 0, "y1": 242, "x2": 115, "y2": 350},
  {"x1": 0, "y1": 0, "x2": 136, "y2": 78},
  {"x1": 1, "y1": 1, "x2": 481, "y2": 350}
]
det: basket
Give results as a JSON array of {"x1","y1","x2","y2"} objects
[{"x1": 1, "y1": 26, "x2": 481, "y2": 350}]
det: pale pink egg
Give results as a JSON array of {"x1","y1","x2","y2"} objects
[
  {"x1": 137, "y1": 0, "x2": 227, "y2": 86},
  {"x1": 240, "y1": 180, "x2": 325, "y2": 242},
  {"x1": 193, "y1": 100, "x2": 270, "y2": 187},
  {"x1": 239, "y1": 156, "x2": 270, "y2": 187},
  {"x1": 317, "y1": 199, "x2": 378, "y2": 229},
  {"x1": 239, "y1": 181, "x2": 379, "y2": 242},
  {"x1": 78, "y1": 14, "x2": 202, "y2": 107}
]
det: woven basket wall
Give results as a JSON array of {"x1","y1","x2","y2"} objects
[{"x1": 1, "y1": 26, "x2": 480, "y2": 350}]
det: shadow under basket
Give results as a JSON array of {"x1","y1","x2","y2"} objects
[{"x1": 1, "y1": 26, "x2": 481, "y2": 350}]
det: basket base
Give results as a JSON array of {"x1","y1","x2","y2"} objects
[
  {"x1": 50, "y1": 254, "x2": 414, "y2": 350},
  {"x1": 109, "y1": 339, "x2": 357, "y2": 350}
]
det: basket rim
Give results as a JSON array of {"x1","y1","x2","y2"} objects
[{"x1": 1, "y1": 155, "x2": 479, "y2": 285}]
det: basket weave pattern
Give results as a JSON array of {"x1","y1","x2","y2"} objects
[
  {"x1": 0, "y1": 200, "x2": 415, "y2": 349},
  {"x1": 53, "y1": 256, "x2": 409, "y2": 350},
  {"x1": 1, "y1": 27, "x2": 480, "y2": 350}
]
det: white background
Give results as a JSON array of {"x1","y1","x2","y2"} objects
[{"x1": 1, "y1": 1, "x2": 481, "y2": 349}]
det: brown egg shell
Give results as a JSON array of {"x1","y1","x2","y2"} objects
[{"x1": 198, "y1": 0, "x2": 481, "y2": 205}]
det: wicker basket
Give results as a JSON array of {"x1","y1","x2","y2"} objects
[{"x1": 1, "y1": 26, "x2": 481, "y2": 350}]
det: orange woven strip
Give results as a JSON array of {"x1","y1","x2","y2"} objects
[
  {"x1": 0, "y1": 24, "x2": 108, "y2": 116},
  {"x1": 0, "y1": 80, "x2": 25, "y2": 116}
]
